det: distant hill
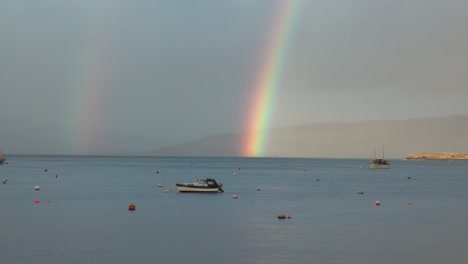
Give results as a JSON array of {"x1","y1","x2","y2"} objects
[{"x1": 144, "y1": 115, "x2": 468, "y2": 159}]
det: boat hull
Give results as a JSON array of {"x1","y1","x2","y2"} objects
[
  {"x1": 176, "y1": 185, "x2": 222, "y2": 192},
  {"x1": 369, "y1": 163, "x2": 390, "y2": 169}
]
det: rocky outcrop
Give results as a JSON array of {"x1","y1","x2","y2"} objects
[{"x1": 405, "y1": 152, "x2": 468, "y2": 160}]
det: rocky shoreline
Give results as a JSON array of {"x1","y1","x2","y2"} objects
[{"x1": 405, "y1": 152, "x2": 468, "y2": 160}]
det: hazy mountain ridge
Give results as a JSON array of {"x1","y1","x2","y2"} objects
[{"x1": 145, "y1": 116, "x2": 468, "y2": 159}]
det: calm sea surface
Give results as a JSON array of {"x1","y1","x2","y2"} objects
[{"x1": 1, "y1": 155, "x2": 468, "y2": 264}]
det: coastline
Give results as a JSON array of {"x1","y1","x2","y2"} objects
[{"x1": 405, "y1": 152, "x2": 468, "y2": 160}]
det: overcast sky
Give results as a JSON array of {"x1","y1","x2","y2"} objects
[{"x1": 1, "y1": 0, "x2": 467, "y2": 155}]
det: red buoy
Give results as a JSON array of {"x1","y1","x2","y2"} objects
[
  {"x1": 232, "y1": 194, "x2": 238, "y2": 199},
  {"x1": 128, "y1": 204, "x2": 136, "y2": 211},
  {"x1": 156, "y1": 170, "x2": 159, "y2": 174},
  {"x1": 34, "y1": 199, "x2": 40, "y2": 204},
  {"x1": 375, "y1": 200, "x2": 381, "y2": 206}
]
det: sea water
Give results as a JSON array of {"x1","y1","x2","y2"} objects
[{"x1": 1, "y1": 155, "x2": 468, "y2": 264}]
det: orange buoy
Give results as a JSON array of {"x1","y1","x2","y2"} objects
[{"x1": 128, "y1": 204, "x2": 136, "y2": 211}]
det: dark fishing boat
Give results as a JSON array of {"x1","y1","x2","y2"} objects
[{"x1": 370, "y1": 148, "x2": 390, "y2": 169}]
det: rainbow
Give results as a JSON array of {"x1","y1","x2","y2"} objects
[
  {"x1": 63, "y1": 4, "x2": 119, "y2": 155},
  {"x1": 242, "y1": 0, "x2": 303, "y2": 157}
]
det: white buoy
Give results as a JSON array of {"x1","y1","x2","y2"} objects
[{"x1": 34, "y1": 185, "x2": 40, "y2": 191}]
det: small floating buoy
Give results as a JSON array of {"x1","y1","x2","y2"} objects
[
  {"x1": 316, "y1": 179, "x2": 320, "y2": 181},
  {"x1": 287, "y1": 214, "x2": 291, "y2": 219},
  {"x1": 2, "y1": 179, "x2": 7, "y2": 184},
  {"x1": 34, "y1": 185, "x2": 40, "y2": 191},
  {"x1": 164, "y1": 189, "x2": 170, "y2": 193},
  {"x1": 375, "y1": 200, "x2": 381, "y2": 206},
  {"x1": 34, "y1": 199, "x2": 40, "y2": 204},
  {"x1": 157, "y1": 183, "x2": 164, "y2": 187},
  {"x1": 407, "y1": 176, "x2": 411, "y2": 179},
  {"x1": 46, "y1": 200, "x2": 50, "y2": 203},
  {"x1": 238, "y1": 167, "x2": 241, "y2": 170},
  {"x1": 44, "y1": 169, "x2": 47, "y2": 172},
  {"x1": 156, "y1": 170, "x2": 159, "y2": 174},
  {"x1": 55, "y1": 174, "x2": 58, "y2": 178},
  {"x1": 357, "y1": 190, "x2": 364, "y2": 194},
  {"x1": 278, "y1": 214, "x2": 286, "y2": 219},
  {"x1": 256, "y1": 188, "x2": 261, "y2": 191},
  {"x1": 233, "y1": 172, "x2": 237, "y2": 176},
  {"x1": 232, "y1": 194, "x2": 238, "y2": 199},
  {"x1": 359, "y1": 166, "x2": 363, "y2": 169},
  {"x1": 128, "y1": 204, "x2": 136, "y2": 211}
]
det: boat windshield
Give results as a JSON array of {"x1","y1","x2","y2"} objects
[{"x1": 206, "y1": 180, "x2": 217, "y2": 187}]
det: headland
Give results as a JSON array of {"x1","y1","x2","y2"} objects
[{"x1": 405, "y1": 152, "x2": 468, "y2": 160}]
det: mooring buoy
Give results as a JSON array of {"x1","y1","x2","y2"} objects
[{"x1": 278, "y1": 214, "x2": 286, "y2": 219}]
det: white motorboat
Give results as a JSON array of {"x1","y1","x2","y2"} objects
[{"x1": 176, "y1": 178, "x2": 224, "y2": 193}]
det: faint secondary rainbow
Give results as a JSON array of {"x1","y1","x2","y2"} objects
[
  {"x1": 64, "y1": 3, "x2": 120, "y2": 155},
  {"x1": 242, "y1": 0, "x2": 303, "y2": 157}
]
